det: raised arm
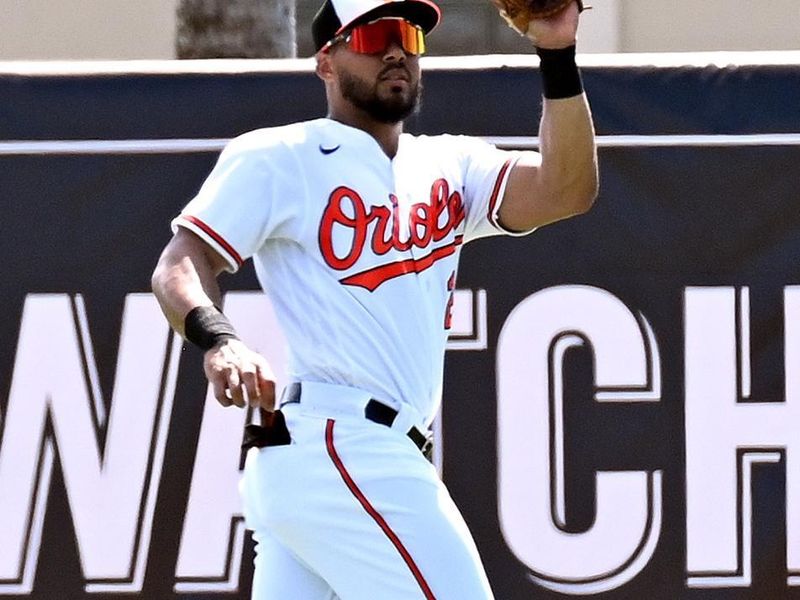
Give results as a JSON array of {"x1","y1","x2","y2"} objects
[
  {"x1": 497, "y1": 0, "x2": 599, "y2": 232},
  {"x1": 151, "y1": 228, "x2": 276, "y2": 409}
]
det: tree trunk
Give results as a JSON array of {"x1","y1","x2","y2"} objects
[{"x1": 176, "y1": 0, "x2": 296, "y2": 59}]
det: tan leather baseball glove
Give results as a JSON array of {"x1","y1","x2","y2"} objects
[{"x1": 491, "y1": 0, "x2": 584, "y2": 36}]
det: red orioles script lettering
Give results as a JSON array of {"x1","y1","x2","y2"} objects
[{"x1": 318, "y1": 180, "x2": 465, "y2": 291}]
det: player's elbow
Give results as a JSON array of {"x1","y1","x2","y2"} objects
[
  {"x1": 150, "y1": 246, "x2": 182, "y2": 307},
  {"x1": 570, "y1": 176, "x2": 599, "y2": 215},
  {"x1": 543, "y1": 159, "x2": 599, "y2": 221},
  {"x1": 561, "y1": 163, "x2": 599, "y2": 216},
  {"x1": 150, "y1": 260, "x2": 170, "y2": 306}
]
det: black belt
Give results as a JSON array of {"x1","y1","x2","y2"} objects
[{"x1": 281, "y1": 382, "x2": 433, "y2": 458}]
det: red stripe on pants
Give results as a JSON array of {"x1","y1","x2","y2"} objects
[{"x1": 324, "y1": 419, "x2": 436, "y2": 600}]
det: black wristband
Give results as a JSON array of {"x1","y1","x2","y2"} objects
[
  {"x1": 536, "y1": 45, "x2": 584, "y2": 99},
  {"x1": 184, "y1": 305, "x2": 240, "y2": 351}
]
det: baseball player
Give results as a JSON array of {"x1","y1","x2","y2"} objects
[{"x1": 151, "y1": 0, "x2": 597, "y2": 597}]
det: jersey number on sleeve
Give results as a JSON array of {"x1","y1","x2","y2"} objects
[{"x1": 444, "y1": 271, "x2": 456, "y2": 330}]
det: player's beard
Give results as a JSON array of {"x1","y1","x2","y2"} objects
[{"x1": 339, "y1": 68, "x2": 422, "y2": 124}]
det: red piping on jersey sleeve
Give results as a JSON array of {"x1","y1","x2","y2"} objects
[
  {"x1": 324, "y1": 420, "x2": 437, "y2": 600},
  {"x1": 181, "y1": 215, "x2": 243, "y2": 268},
  {"x1": 486, "y1": 159, "x2": 514, "y2": 228}
]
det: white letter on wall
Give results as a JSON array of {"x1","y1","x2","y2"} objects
[
  {"x1": 497, "y1": 285, "x2": 662, "y2": 594},
  {"x1": 0, "y1": 294, "x2": 177, "y2": 594},
  {"x1": 685, "y1": 286, "x2": 800, "y2": 588}
]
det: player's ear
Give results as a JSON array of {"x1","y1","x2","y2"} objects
[{"x1": 316, "y1": 50, "x2": 334, "y2": 82}]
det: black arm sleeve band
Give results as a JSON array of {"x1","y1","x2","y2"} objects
[
  {"x1": 536, "y1": 45, "x2": 584, "y2": 99},
  {"x1": 184, "y1": 305, "x2": 240, "y2": 351}
]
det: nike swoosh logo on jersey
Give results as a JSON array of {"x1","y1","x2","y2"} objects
[{"x1": 319, "y1": 144, "x2": 340, "y2": 155}]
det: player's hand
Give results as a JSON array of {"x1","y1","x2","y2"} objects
[
  {"x1": 203, "y1": 339, "x2": 276, "y2": 410},
  {"x1": 527, "y1": 0, "x2": 580, "y2": 49}
]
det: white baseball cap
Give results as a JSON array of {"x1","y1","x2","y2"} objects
[{"x1": 312, "y1": 0, "x2": 442, "y2": 52}]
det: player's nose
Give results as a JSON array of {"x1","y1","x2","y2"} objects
[{"x1": 382, "y1": 40, "x2": 407, "y2": 62}]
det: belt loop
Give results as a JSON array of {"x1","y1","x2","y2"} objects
[
  {"x1": 389, "y1": 403, "x2": 425, "y2": 438},
  {"x1": 280, "y1": 382, "x2": 302, "y2": 407}
]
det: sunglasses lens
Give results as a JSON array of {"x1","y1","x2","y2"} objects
[
  {"x1": 346, "y1": 19, "x2": 426, "y2": 55},
  {"x1": 401, "y1": 22, "x2": 426, "y2": 55}
]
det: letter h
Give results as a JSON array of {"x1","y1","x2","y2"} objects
[{"x1": 685, "y1": 286, "x2": 800, "y2": 588}]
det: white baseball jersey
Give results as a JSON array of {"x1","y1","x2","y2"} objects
[{"x1": 173, "y1": 117, "x2": 535, "y2": 424}]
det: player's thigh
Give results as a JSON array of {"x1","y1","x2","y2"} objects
[
  {"x1": 288, "y1": 434, "x2": 494, "y2": 600},
  {"x1": 334, "y1": 474, "x2": 493, "y2": 600},
  {"x1": 251, "y1": 530, "x2": 338, "y2": 600},
  {"x1": 405, "y1": 479, "x2": 495, "y2": 600}
]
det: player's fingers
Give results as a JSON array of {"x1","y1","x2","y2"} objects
[
  {"x1": 258, "y1": 376, "x2": 276, "y2": 411},
  {"x1": 254, "y1": 360, "x2": 276, "y2": 411},
  {"x1": 204, "y1": 351, "x2": 236, "y2": 407},
  {"x1": 210, "y1": 375, "x2": 233, "y2": 407},
  {"x1": 226, "y1": 368, "x2": 246, "y2": 408},
  {"x1": 240, "y1": 366, "x2": 262, "y2": 407}
]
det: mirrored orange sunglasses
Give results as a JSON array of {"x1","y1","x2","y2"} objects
[{"x1": 324, "y1": 18, "x2": 426, "y2": 56}]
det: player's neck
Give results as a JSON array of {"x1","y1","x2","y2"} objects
[{"x1": 328, "y1": 108, "x2": 403, "y2": 159}]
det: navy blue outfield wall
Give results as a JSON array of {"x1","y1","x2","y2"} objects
[
  {"x1": 1, "y1": 53, "x2": 800, "y2": 599},
  {"x1": 2, "y1": 54, "x2": 799, "y2": 140}
]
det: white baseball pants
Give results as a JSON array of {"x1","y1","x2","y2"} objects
[{"x1": 239, "y1": 384, "x2": 495, "y2": 600}]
